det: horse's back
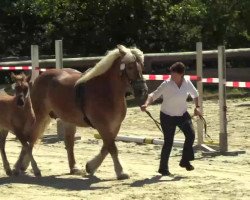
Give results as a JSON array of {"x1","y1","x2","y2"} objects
[{"x1": 31, "y1": 69, "x2": 86, "y2": 126}]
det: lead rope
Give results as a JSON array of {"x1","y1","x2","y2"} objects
[
  {"x1": 145, "y1": 110, "x2": 163, "y2": 133},
  {"x1": 144, "y1": 110, "x2": 212, "y2": 142}
]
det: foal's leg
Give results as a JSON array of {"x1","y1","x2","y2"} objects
[
  {"x1": 19, "y1": 151, "x2": 30, "y2": 172},
  {"x1": 0, "y1": 129, "x2": 12, "y2": 176},
  {"x1": 13, "y1": 133, "x2": 41, "y2": 176},
  {"x1": 62, "y1": 121, "x2": 82, "y2": 174},
  {"x1": 26, "y1": 144, "x2": 41, "y2": 177},
  {"x1": 16, "y1": 117, "x2": 51, "y2": 173},
  {"x1": 13, "y1": 144, "x2": 28, "y2": 176}
]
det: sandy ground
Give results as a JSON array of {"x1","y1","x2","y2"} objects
[{"x1": 0, "y1": 98, "x2": 250, "y2": 200}]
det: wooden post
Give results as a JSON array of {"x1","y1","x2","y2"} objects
[
  {"x1": 218, "y1": 46, "x2": 228, "y2": 152},
  {"x1": 55, "y1": 40, "x2": 63, "y2": 69},
  {"x1": 196, "y1": 42, "x2": 203, "y2": 145},
  {"x1": 31, "y1": 45, "x2": 39, "y2": 83},
  {"x1": 55, "y1": 40, "x2": 64, "y2": 140},
  {"x1": 203, "y1": 46, "x2": 245, "y2": 156}
]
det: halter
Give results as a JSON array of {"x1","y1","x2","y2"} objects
[
  {"x1": 13, "y1": 83, "x2": 30, "y2": 99},
  {"x1": 119, "y1": 56, "x2": 143, "y2": 82}
]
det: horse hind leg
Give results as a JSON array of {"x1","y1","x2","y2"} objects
[
  {"x1": 62, "y1": 121, "x2": 83, "y2": 175},
  {"x1": 0, "y1": 129, "x2": 12, "y2": 176}
]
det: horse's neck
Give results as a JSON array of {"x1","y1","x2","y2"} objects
[
  {"x1": 23, "y1": 97, "x2": 36, "y2": 129},
  {"x1": 22, "y1": 97, "x2": 35, "y2": 117}
]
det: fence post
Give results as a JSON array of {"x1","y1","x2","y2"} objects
[
  {"x1": 31, "y1": 45, "x2": 39, "y2": 83},
  {"x1": 55, "y1": 40, "x2": 64, "y2": 140},
  {"x1": 55, "y1": 40, "x2": 63, "y2": 69},
  {"x1": 218, "y1": 46, "x2": 228, "y2": 152},
  {"x1": 196, "y1": 42, "x2": 203, "y2": 146}
]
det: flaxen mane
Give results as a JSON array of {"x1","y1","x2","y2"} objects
[{"x1": 75, "y1": 45, "x2": 144, "y2": 85}]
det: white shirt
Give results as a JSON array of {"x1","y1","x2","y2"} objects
[{"x1": 149, "y1": 78, "x2": 199, "y2": 116}]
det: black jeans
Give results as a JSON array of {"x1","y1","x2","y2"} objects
[{"x1": 159, "y1": 111, "x2": 195, "y2": 171}]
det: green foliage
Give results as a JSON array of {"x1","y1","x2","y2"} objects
[{"x1": 0, "y1": 0, "x2": 250, "y2": 56}]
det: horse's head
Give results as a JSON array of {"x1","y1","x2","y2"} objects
[
  {"x1": 117, "y1": 45, "x2": 148, "y2": 102},
  {"x1": 11, "y1": 72, "x2": 31, "y2": 108}
]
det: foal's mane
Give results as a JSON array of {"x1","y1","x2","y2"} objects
[{"x1": 75, "y1": 45, "x2": 144, "y2": 85}]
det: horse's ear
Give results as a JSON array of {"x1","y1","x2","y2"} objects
[
  {"x1": 10, "y1": 72, "x2": 16, "y2": 82},
  {"x1": 20, "y1": 72, "x2": 26, "y2": 80},
  {"x1": 117, "y1": 44, "x2": 126, "y2": 56},
  {"x1": 26, "y1": 74, "x2": 32, "y2": 83}
]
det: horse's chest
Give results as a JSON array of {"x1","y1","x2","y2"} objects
[{"x1": 11, "y1": 112, "x2": 30, "y2": 130}]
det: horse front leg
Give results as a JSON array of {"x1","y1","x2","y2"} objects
[
  {"x1": 87, "y1": 129, "x2": 129, "y2": 180},
  {"x1": 12, "y1": 131, "x2": 41, "y2": 176},
  {"x1": 62, "y1": 121, "x2": 83, "y2": 175},
  {"x1": 108, "y1": 140, "x2": 129, "y2": 180},
  {"x1": 13, "y1": 143, "x2": 41, "y2": 176},
  {"x1": 0, "y1": 129, "x2": 12, "y2": 176},
  {"x1": 27, "y1": 144, "x2": 41, "y2": 177},
  {"x1": 85, "y1": 144, "x2": 109, "y2": 175},
  {"x1": 13, "y1": 144, "x2": 28, "y2": 176}
]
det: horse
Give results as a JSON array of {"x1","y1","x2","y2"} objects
[
  {"x1": 17, "y1": 44, "x2": 148, "y2": 180},
  {"x1": 0, "y1": 72, "x2": 41, "y2": 176}
]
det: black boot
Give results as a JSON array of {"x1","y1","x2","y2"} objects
[
  {"x1": 158, "y1": 168, "x2": 171, "y2": 176},
  {"x1": 179, "y1": 160, "x2": 194, "y2": 171}
]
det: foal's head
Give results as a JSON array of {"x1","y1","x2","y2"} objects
[{"x1": 11, "y1": 72, "x2": 31, "y2": 107}]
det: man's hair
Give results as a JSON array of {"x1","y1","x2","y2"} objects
[{"x1": 169, "y1": 62, "x2": 186, "y2": 74}]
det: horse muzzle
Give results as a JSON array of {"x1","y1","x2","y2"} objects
[
  {"x1": 131, "y1": 79, "x2": 148, "y2": 103},
  {"x1": 16, "y1": 95, "x2": 25, "y2": 107}
]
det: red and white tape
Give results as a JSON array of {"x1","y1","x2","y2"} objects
[
  {"x1": 143, "y1": 74, "x2": 199, "y2": 81},
  {"x1": 0, "y1": 66, "x2": 32, "y2": 70},
  {"x1": 143, "y1": 75, "x2": 250, "y2": 88},
  {"x1": 225, "y1": 81, "x2": 250, "y2": 88},
  {"x1": 0, "y1": 66, "x2": 46, "y2": 72},
  {"x1": 1, "y1": 68, "x2": 249, "y2": 88}
]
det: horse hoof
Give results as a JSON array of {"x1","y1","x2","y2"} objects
[
  {"x1": 12, "y1": 169, "x2": 20, "y2": 176},
  {"x1": 70, "y1": 168, "x2": 85, "y2": 175},
  {"x1": 6, "y1": 169, "x2": 12, "y2": 176},
  {"x1": 117, "y1": 173, "x2": 130, "y2": 180},
  {"x1": 85, "y1": 163, "x2": 95, "y2": 175},
  {"x1": 34, "y1": 171, "x2": 42, "y2": 177}
]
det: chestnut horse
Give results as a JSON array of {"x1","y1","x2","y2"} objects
[
  {"x1": 18, "y1": 45, "x2": 148, "y2": 179},
  {"x1": 0, "y1": 72, "x2": 41, "y2": 176}
]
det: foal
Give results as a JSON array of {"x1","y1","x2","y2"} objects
[{"x1": 0, "y1": 72, "x2": 40, "y2": 176}]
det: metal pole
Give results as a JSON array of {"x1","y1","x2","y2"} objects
[
  {"x1": 218, "y1": 46, "x2": 228, "y2": 152},
  {"x1": 55, "y1": 40, "x2": 63, "y2": 69},
  {"x1": 31, "y1": 45, "x2": 39, "y2": 83},
  {"x1": 196, "y1": 42, "x2": 203, "y2": 145},
  {"x1": 55, "y1": 40, "x2": 64, "y2": 140}
]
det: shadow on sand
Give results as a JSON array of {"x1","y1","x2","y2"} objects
[
  {"x1": 129, "y1": 175, "x2": 187, "y2": 187},
  {"x1": 0, "y1": 174, "x2": 111, "y2": 191}
]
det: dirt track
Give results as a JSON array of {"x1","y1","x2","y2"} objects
[{"x1": 0, "y1": 98, "x2": 250, "y2": 200}]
